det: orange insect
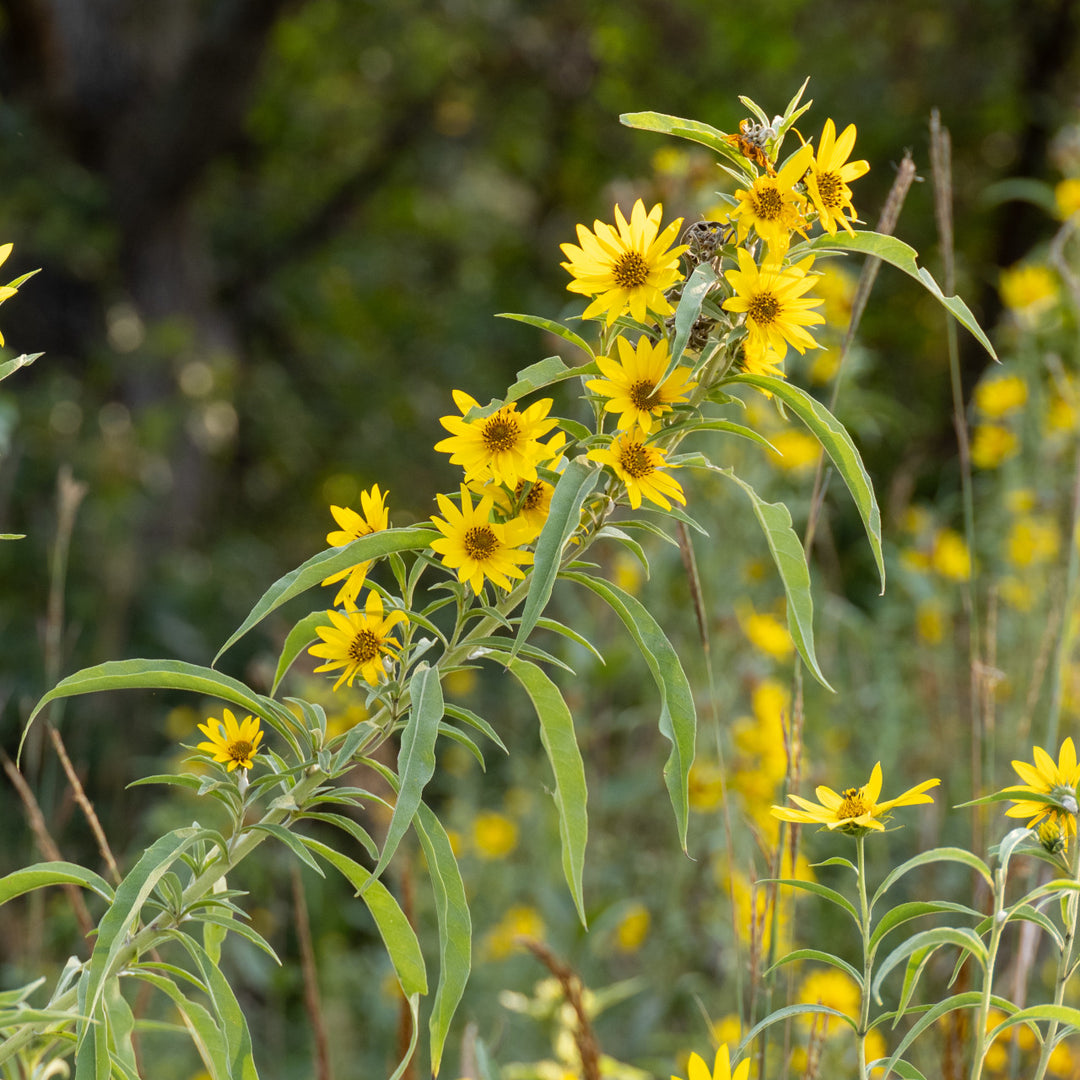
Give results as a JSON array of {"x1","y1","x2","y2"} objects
[{"x1": 724, "y1": 118, "x2": 777, "y2": 176}]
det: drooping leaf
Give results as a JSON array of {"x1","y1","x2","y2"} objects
[
  {"x1": 510, "y1": 459, "x2": 599, "y2": 660},
  {"x1": 0, "y1": 862, "x2": 114, "y2": 906},
  {"x1": 507, "y1": 658, "x2": 588, "y2": 925},
  {"x1": 668, "y1": 261, "x2": 719, "y2": 375},
  {"x1": 496, "y1": 313, "x2": 596, "y2": 360},
  {"x1": 717, "y1": 469, "x2": 832, "y2": 690},
  {"x1": 619, "y1": 112, "x2": 749, "y2": 171},
  {"x1": 564, "y1": 572, "x2": 695, "y2": 851},
  {"x1": 503, "y1": 355, "x2": 599, "y2": 400},
  {"x1": 726, "y1": 373, "x2": 884, "y2": 591},
  {"x1": 414, "y1": 803, "x2": 471, "y2": 1076},
  {"x1": 270, "y1": 611, "x2": 328, "y2": 695},
  {"x1": 300, "y1": 837, "x2": 427, "y2": 997},
  {"x1": 798, "y1": 230, "x2": 997, "y2": 359},
  {"x1": 367, "y1": 663, "x2": 443, "y2": 887}
]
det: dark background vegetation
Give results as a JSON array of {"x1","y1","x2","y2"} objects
[{"x1": 1, "y1": 0, "x2": 1078, "y2": 1075}]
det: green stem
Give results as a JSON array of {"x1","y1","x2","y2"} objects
[
  {"x1": 970, "y1": 855, "x2": 1008, "y2": 1080},
  {"x1": 1030, "y1": 832, "x2": 1080, "y2": 1080},
  {"x1": 856, "y1": 834, "x2": 871, "y2": 1080}
]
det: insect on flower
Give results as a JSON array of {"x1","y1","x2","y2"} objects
[{"x1": 725, "y1": 118, "x2": 778, "y2": 176}]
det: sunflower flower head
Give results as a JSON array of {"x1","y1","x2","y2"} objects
[
  {"x1": 587, "y1": 431, "x2": 686, "y2": 511},
  {"x1": 672, "y1": 1044, "x2": 750, "y2": 1080},
  {"x1": 430, "y1": 484, "x2": 536, "y2": 594},
  {"x1": 0, "y1": 242, "x2": 35, "y2": 348},
  {"x1": 435, "y1": 390, "x2": 559, "y2": 488},
  {"x1": 309, "y1": 589, "x2": 407, "y2": 690},
  {"x1": 196, "y1": 709, "x2": 263, "y2": 773},
  {"x1": 771, "y1": 762, "x2": 940, "y2": 836},
  {"x1": 586, "y1": 335, "x2": 696, "y2": 434},
  {"x1": 1002, "y1": 738, "x2": 1080, "y2": 850},
  {"x1": 722, "y1": 249, "x2": 824, "y2": 362},
  {"x1": 560, "y1": 199, "x2": 686, "y2": 326},
  {"x1": 729, "y1": 141, "x2": 814, "y2": 256},
  {"x1": 804, "y1": 119, "x2": 870, "y2": 236},
  {"x1": 321, "y1": 484, "x2": 390, "y2": 605}
]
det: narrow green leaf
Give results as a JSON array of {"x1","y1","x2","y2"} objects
[
  {"x1": 105, "y1": 981, "x2": 137, "y2": 1073},
  {"x1": 215, "y1": 526, "x2": 434, "y2": 663},
  {"x1": 388, "y1": 993, "x2": 421, "y2": 1080},
  {"x1": 0, "y1": 352, "x2": 42, "y2": 382},
  {"x1": 534, "y1": 616, "x2": 605, "y2": 665},
  {"x1": 879, "y1": 993, "x2": 984, "y2": 1079},
  {"x1": 717, "y1": 469, "x2": 832, "y2": 690},
  {"x1": 989, "y1": 1005, "x2": 1080, "y2": 1041},
  {"x1": 299, "y1": 811, "x2": 379, "y2": 859},
  {"x1": 22, "y1": 659, "x2": 299, "y2": 763},
  {"x1": 665, "y1": 422, "x2": 778, "y2": 453},
  {"x1": 510, "y1": 459, "x2": 599, "y2": 661},
  {"x1": 668, "y1": 262, "x2": 718, "y2": 374},
  {"x1": 619, "y1": 112, "x2": 748, "y2": 171},
  {"x1": 367, "y1": 663, "x2": 443, "y2": 887},
  {"x1": 496, "y1": 313, "x2": 596, "y2": 360},
  {"x1": 504, "y1": 355, "x2": 599, "y2": 400},
  {"x1": 126, "y1": 970, "x2": 229, "y2": 1079},
  {"x1": 444, "y1": 704, "x2": 508, "y2": 754},
  {"x1": 507, "y1": 659, "x2": 589, "y2": 925},
  {"x1": 763, "y1": 949, "x2": 863, "y2": 984},
  {"x1": 727, "y1": 373, "x2": 884, "y2": 591},
  {"x1": 0, "y1": 862, "x2": 114, "y2": 906},
  {"x1": 800, "y1": 231, "x2": 997, "y2": 360},
  {"x1": 594, "y1": 525, "x2": 650, "y2": 581},
  {"x1": 873, "y1": 928, "x2": 988, "y2": 1003},
  {"x1": 79, "y1": 829, "x2": 200, "y2": 1048},
  {"x1": 271, "y1": 611, "x2": 326, "y2": 695},
  {"x1": 869, "y1": 901, "x2": 982, "y2": 954},
  {"x1": 1000, "y1": 904, "x2": 1063, "y2": 949},
  {"x1": 300, "y1": 838, "x2": 427, "y2": 996},
  {"x1": 738, "y1": 1003, "x2": 857, "y2": 1059},
  {"x1": 248, "y1": 823, "x2": 325, "y2": 876},
  {"x1": 564, "y1": 572, "x2": 695, "y2": 851},
  {"x1": 127, "y1": 774, "x2": 204, "y2": 793},
  {"x1": 764, "y1": 878, "x2": 860, "y2": 926},
  {"x1": 414, "y1": 803, "x2": 471, "y2": 1076},
  {"x1": 872, "y1": 847, "x2": 993, "y2": 910}
]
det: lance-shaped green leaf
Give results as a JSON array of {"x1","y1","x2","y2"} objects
[
  {"x1": 0, "y1": 862, "x2": 114, "y2": 906},
  {"x1": 270, "y1": 611, "x2": 328, "y2": 695},
  {"x1": 717, "y1": 469, "x2": 832, "y2": 690},
  {"x1": 510, "y1": 459, "x2": 599, "y2": 660},
  {"x1": 620, "y1": 112, "x2": 749, "y2": 171},
  {"x1": 726, "y1": 373, "x2": 884, "y2": 592},
  {"x1": 0, "y1": 351, "x2": 42, "y2": 382},
  {"x1": 667, "y1": 262, "x2": 719, "y2": 375},
  {"x1": 128, "y1": 970, "x2": 230, "y2": 1079},
  {"x1": 215, "y1": 526, "x2": 435, "y2": 663},
  {"x1": 389, "y1": 993, "x2": 421, "y2": 1080},
  {"x1": 78, "y1": 828, "x2": 201, "y2": 1040},
  {"x1": 868, "y1": 901, "x2": 982, "y2": 955},
  {"x1": 507, "y1": 658, "x2": 588, "y2": 925},
  {"x1": 799, "y1": 231, "x2": 997, "y2": 360},
  {"x1": 871, "y1": 847, "x2": 993, "y2": 910},
  {"x1": 366, "y1": 663, "x2": 443, "y2": 888},
  {"x1": 872, "y1": 927, "x2": 988, "y2": 1003},
  {"x1": 878, "y1": 993, "x2": 988, "y2": 1078},
  {"x1": 414, "y1": 803, "x2": 471, "y2": 1076},
  {"x1": 502, "y1": 355, "x2": 600, "y2": 401},
  {"x1": 21, "y1": 659, "x2": 298, "y2": 762},
  {"x1": 989, "y1": 1004, "x2": 1080, "y2": 1042},
  {"x1": 738, "y1": 1003, "x2": 857, "y2": 1059},
  {"x1": 300, "y1": 838, "x2": 427, "y2": 997},
  {"x1": 564, "y1": 572, "x2": 695, "y2": 851},
  {"x1": 496, "y1": 313, "x2": 596, "y2": 360},
  {"x1": 764, "y1": 949, "x2": 863, "y2": 984}
]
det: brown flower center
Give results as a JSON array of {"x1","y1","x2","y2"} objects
[
  {"x1": 617, "y1": 439, "x2": 654, "y2": 479},
  {"x1": 613, "y1": 251, "x2": 650, "y2": 289},
  {"x1": 747, "y1": 292, "x2": 781, "y2": 326},
  {"x1": 228, "y1": 740, "x2": 254, "y2": 764},
  {"x1": 516, "y1": 480, "x2": 545, "y2": 513},
  {"x1": 481, "y1": 412, "x2": 521, "y2": 453},
  {"x1": 838, "y1": 787, "x2": 871, "y2": 820},
  {"x1": 751, "y1": 185, "x2": 784, "y2": 221},
  {"x1": 816, "y1": 171, "x2": 843, "y2": 209},
  {"x1": 464, "y1": 525, "x2": 498, "y2": 560},
  {"x1": 629, "y1": 379, "x2": 661, "y2": 411},
  {"x1": 348, "y1": 628, "x2": 382, "y2": 665}
]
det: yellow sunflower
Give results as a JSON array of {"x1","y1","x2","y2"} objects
[
  {"x1": 560, "y1": 199, "x2": 686, "y2": 326},
  {"x1": 672, "y1": 1045, "x2": 749, "y2": 1080},
  {"x1": 430, "y1": 484, "x2": 536, "y2": 594},
  {"x1": 586, "y1": 335, "x2": 696, "y2": 434},
  {"x1": 804, "y1": 119, "x2": 870, "y2": 236},
  {"x1": 196, "y1": 709, "x2": 263, "y2": 772},
  {"x1": 588, "y1": 431, "x2": 686, "y2": 511},
  {"x1": 1002, "y1": 738, "x2": 1080, "y2": 848},
  {"x1": 729, "y1": 141, "x2": 814, "y2": 256},
  {"x1": 723, "y1": 249, "x2": 824, "y2": 361},
  {"x1": 309, "y1": 589, "x2": 407, "y2": 690},
  {"x1": 0, "y1": 243, "x2": 21, "y2": 347},
  {"x1": 435, "y1": 390, "x2": 559, "y2": 488},
  {"x1": 321, "y1": 484, "x2": 390, "y2": 605},
  {"x1": 771, "y1": 762, "x2": 940, "y2": 835}
]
